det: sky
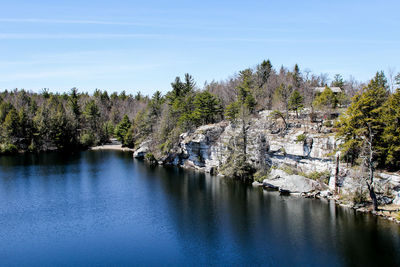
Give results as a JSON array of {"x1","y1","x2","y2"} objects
[{"x1": 0, "y1": 0, "x2": 399, "y2": 95}]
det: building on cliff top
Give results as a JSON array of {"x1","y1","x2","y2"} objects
[{"x1": 314, "y1": 87, "x2": 342, "y2": 94}]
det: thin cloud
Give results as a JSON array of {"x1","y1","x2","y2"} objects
[
  {"x1": 0, "y1": 64, "x2": 162, "y2": 82},
  {"x1": 0, "y1": 18, "x2": 148, "y2": 26},
  {"x1": 0, "y1": 18, "x2": 303, "y2": 33},
  {"x1": 0, "y1": 33, "x2": 173, "y2": 39}
]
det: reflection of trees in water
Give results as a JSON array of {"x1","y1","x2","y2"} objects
[
  {"x1": 146, "y1": 163, "x2": 400, "y2": 266},
  {"x1": 335, "y1": 206, "x2": 400, "y2": 267}
]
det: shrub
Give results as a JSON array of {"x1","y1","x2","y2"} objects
[
  {"x1": 220, "y1": 153, "x2": 256, "y2": 182},
  {"x1": 254, "y1": 169, "x2": 270, "y2": 183},
  {"x1": 281, "y1": 165, "x2": 296, "y2": 175},
  {"x1": 351, "y1": 189, "x2": 368, "y2": 204},
  {"x1": 145, "y1": 153, "x2": 157, "y2": 165},
  {"x1": 0, "y1": 143, "x2": 18, "y2": 154},
  {"x1": 123, "y1": 126, "x2": 134, "y2": 148},
  {"x1": 295, "y1": 134, "x2": 306, "y2": 143},
  {"x1": 80, "y1": 132, "x2": 96, "y2": 148},
  {"x1": 323, "y1": 120, "x2": 333, "y2": 127},
  {"x1": 306, "y1": 170, "x2": 330, "y2": 182}
]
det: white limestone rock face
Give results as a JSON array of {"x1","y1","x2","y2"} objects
[
  {"x1": 393, "y1": 193, "x2": 400, "y2": 205},
  {"x1": 133, "y1": 140, "x2": 151, "y2": 158},
  {"x1": 262, "y1": 169, "x2": 322, "y2": 193},
  {"x1": 163, "y1": 110, "x2": 400, "y2": 202},
  {"x1": 179, "y1": 122, "x2": 228, "y2": 172}
]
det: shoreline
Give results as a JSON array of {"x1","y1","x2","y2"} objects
[
  {"x1": 90, "y1": 144, "x2": 134, "y2": 152},
  {"x1": 251, "y1": 181, "x2": 400, "y2": 224},
  {"x1": 91, "y1": 147, "x2": 400, "y2": 224}
]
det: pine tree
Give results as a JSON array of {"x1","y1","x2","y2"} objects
[
  {"x1": 3, "y1": 108, "x2": 20, "y2": 144},
  {"x1": 332, "y1": 74, "x2": 344, "y2": 88},
  {"x1": 381, "y1": 89, "x2": 400, "y2": 169},
  {"x1": 313, "y1": 86, "x2": 338, "y2": 111},
  {"x1": 293, "y1": 64, "x2": 301, "y2": 89},
  {"x1": 336, "y1": 72, "x2": 388, "y2": 165},
  {"x1": 114, "y1": 115, "x2": 132, "y2": 143},
  {"x1": 192, "y1": 91, "x2": 222, "y2": 125},
  {"x1": 257, "y1": 59, "x2": 272, "y2": 88},
  {"x1": 288, "y1": 89, "x2": 304, "y2": 118},
  {"x1": 84, "y1": 100, "x2": 100, "y2": 132}
]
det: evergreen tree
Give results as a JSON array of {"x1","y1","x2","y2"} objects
[
  {"x1": 3, "y1": 108, "x2": 20, "y2": 143},
  {"x1": 257, "y1": 59, "x2": 272, "y2": 88},
  {"x1": 192, "y1": 91, "x2": 223, "y2": 125},
  {"x1": 332, "y1": 74, "x2": 344, "y2": 88},
  {"x1": 288, "y1": 89, "x2": 304, "y2": 118},
  {"x1": 313, "y1": 86, "x2": 338, "y2": 111},
  {"x1": 84, "y1": 100, "x2": 100, "y2": 132},
  {"x1": 114, "y1": 115, "x2": 132, "y2": 143},
  {"x1": 336, "y1": 72, "x2": 388, "y2": 165},
  {"x1": 293, "y1": 64, "x2": 301, "y2": 89},
  {"x1": 69, "y1": 87, "x2": 80, "y2": 121},
  {"x1": 381, "y1": 89, "x2": 400, "y2": 168},
  {"x1": 225, "y1": 101, "x2": 240, "y2": 122}
]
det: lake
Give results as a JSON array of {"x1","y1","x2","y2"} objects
[{"x1": 0, "y1": 150, "x2": 399, "y2": 266}]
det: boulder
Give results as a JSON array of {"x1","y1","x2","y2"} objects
[
  {"x1": 319, "y1": 190, "x2": 332, "y2": 198},
  {"x1": 133, "y1": 140, "x2": 150, "y2": 159},
  {"x1": 393, "y1": 192, "x2": 400, "y2": 205},
  {"x1": 262, "y1": 169, "x2": 321, "y2": 193}
]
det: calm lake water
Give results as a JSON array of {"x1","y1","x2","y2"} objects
[{"x1": 0, "y1": 150, "x2": 399, "y2": 266}]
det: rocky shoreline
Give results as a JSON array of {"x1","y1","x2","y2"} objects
[{"x1": 131, "y1": 111, "x2": 400, "y2": 224}]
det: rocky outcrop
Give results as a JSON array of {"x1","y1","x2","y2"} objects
[
  {"x1": 133, "y1": 110, "x2": 400, "y2": 204},
  {"x1": 262, "y1": 169, "x2": 322, "y2": 193},
  {"x1": 133, "y1": 140, "x2": 151, "y2": 159}
]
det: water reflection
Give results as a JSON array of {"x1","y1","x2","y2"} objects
[{"x1": 0, "y1": 151, "x2": 399, "y2": 266}]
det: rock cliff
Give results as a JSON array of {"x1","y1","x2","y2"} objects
[{"x1": 133, "y1": 110, "x2": 400, "y2": 205}]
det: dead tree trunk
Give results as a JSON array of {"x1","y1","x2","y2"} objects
[{"x1": 334, "y1": 152, "x2": 340, "y2": 194}]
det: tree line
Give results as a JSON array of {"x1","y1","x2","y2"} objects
[{"x1": 1, "y1": 60, "x2": 400, "y2": 177}]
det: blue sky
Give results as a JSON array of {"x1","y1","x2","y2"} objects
[{"x1": 0, "y1": 0, "x2": 399, "y2": 95}]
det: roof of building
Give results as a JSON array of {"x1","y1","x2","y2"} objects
[{"x1": 314, "y1": 87, "x2": 342, "y2": 93}]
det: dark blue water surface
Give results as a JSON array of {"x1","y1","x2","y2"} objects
[{"x1": 0, "y1": 150, "x2": 399, "y2": 266}]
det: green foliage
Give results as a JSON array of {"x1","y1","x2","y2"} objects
[
  {"x1": 280, "y1": 165, "x2": 296, "y2": 175},
  {"x1": 123, "y1": 126, "x2": 134, "y2": 147},
  {"x1": 220, "y1": 153, "x2": 256, "y2": 181},
  {"x1": 145, "y1": 153, "x2": 157, "y2": 165},
  {"x1": 0, "y1": 102, "x2": 14, "y2": 123},
  {"x1": 292, "y1": 64, "x2": 301, "y2": 88},
  {"x1": 69, "y1": 87, "x2": 80, "y2": 120},
  {"x1": 295, "y1": 134, "x2": 307, "y2": 143},
  {"x1": 304, "y1": 170, "x2": 331, "y2": 184},
  {"x1": 257, "y1": 59, "x2": 272, "y2": 87},
  {"x1": 2, "y1": 108, "x2": 22, "y2": 145},
  {"x1": 313, "y1": 86, "x2": 338, "y2": 110},
  {"x1": 114, "y1": 115, "x2": 132, "y2": 143},
  {"x1": 0, "y1": 143, "x2": 18, "y2": 154},
  {"x1": 84, "y1": 100, "x2": 100, "y2": 131},
  {"x1": 323, "y1": 120, "x2": 333, "y2": 127},
  {"x1": 80, "y1": 132, "x2": 96, "y2": 148},
  {"x1": 269, "y1": 110, "x2": 287, "y2": 130},
  {"x1": 254, "y1": 169, "x2": 269, "y2": 183},
  {"x1": 288, "y1": 89, "x2": 304, "y2": 117},
  {"x1": 225, "y1": 102, "x2": 240, "y2": 122},
  {"x1": 336, "y1": 72, "x2": 389, "y2": 166},
  {"x1": 332, "y1": 74, "x2": 344, "y2": 88},
  {"x1": 237, "y1": 79, "x2": 256, "y2": 113},
  {"x1": 351, "y1": 189, "x2": 368, "y2": 204},
  {"x1": 192, "y1": 91, "x2": 223, "y2": 125},
  {"x1": 380, "y1": 89, "x2": 400, "y2": 168}
]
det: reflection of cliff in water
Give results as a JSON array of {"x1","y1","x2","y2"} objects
[{"x1": 143, "y1": 162, "x2": 400, "y2": 266}]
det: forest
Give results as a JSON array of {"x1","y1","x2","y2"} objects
[{"x1": 1, "y1": 60, "x2": 400, "y2": 173}]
